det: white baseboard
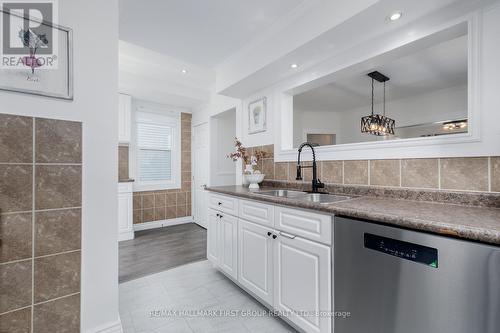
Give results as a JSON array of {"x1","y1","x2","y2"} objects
[
  {"x1": 86, "y1": 319, "x2": 123, "y2": 333},
  {"x1": 118, "y1": 230, "x2": 134, "y2": 241},
  {"x1": 133, "y1": 216, "x2": 193, "y2": 231}
]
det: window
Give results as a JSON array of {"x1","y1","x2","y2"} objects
[{"x1": 134, "y1": 110, "x2": 181, "y2": 191}]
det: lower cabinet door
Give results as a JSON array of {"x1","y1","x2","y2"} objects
[
  {"x1": 274, "y1": 233, "x2": 332, "y2": 333},
  {"x1": 218, "y1": 213, "x2": 238, "y2": 280},
  {"x1": 238, "y1": 219, "x2": 274, "y2": 305},
  {"x1": 207, "y1": 209, "x2": 220, "y2": 265}
]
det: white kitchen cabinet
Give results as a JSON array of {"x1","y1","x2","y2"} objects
[
  {"x1": 207, "y1": 208, "x2": 238, "y2": 280},
  {"x1": 118, "y1": 93, "x2": 132, "y2": 144},
  {"x1": 274, "y1": 232, "x2": 332, "y2": 333},
  {"x1": 218, "y1": 213, "x2": 238, "y2": 280},
  {"x1": 238, "y1": 219, "x2": 274, "y2": 305},
  {"x1": 207, "y1": 209, "x2": 220, "y2": 264},
  {"x1": 118, "y1": 183, "x2": 134, "y2": 241}
]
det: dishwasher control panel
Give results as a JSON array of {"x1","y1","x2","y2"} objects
[{"x1": 364, "y1": 233, "x2": 438, "y2": 268}]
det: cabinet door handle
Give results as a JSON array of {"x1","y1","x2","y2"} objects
[
  {"x1": 279, "y1": 231, "x2": 296, "y2": 239},
  {"x1": 219, "y1": 214, "x2": 223, "y2": 219},
  {"x1": 267, "y1": 232, "x2": 272, "y2": 237},
  {"x1": 218, "y1": 202, "x2": 222, "y2": 206},
  {"x1": 272, "y1": 234, "x2": 277, "y2": 239}
]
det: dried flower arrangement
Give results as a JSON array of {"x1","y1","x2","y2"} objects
[{"x1": 227, "y1": 137, "x2": 268, "y2": 166}]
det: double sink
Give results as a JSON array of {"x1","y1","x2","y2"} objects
[{"x1": 254, "y1": 189, "x2": 351, "y2": 204}]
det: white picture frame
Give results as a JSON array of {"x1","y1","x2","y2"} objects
[
  {"x1": 248, "y1": 97, "x2": 267, "y2": 134},
  {"x1": 0, "y1": 8, "x2": 73, "y2": 100}
]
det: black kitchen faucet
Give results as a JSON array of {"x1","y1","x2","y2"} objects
[{"x1": 296, "y1": 142, "x2": 325, "y2": 193}]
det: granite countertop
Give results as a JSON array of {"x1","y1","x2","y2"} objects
[{"x1": 206, "y1": 185, "x2": 500, "y2": 246}]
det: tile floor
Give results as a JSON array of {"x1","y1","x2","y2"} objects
[{"x1": 119, "y1": 260, "x2": 297, "y2": 333}]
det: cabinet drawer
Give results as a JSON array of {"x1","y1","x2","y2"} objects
[
  {"x1": 239, "y1": 199, "x2": 274, "y2": 227},
  {"x1": 275, "y1": 206, "x2": 332, "y2": 245},
  {"x1": 209, "y1": 193, "x2": 239, "y2": 216}
]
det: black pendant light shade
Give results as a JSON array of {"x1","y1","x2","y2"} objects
[{"x1": 361, "y1": 71, "x2": 395, "y2": 136}]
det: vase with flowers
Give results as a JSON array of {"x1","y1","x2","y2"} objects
[{"x1": 227, "y1": 138, "x2": 268, "y2": 189}]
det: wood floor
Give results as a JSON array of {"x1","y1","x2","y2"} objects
[{"x1": 119, "y1": 223, "x2": 207, "y2": 283}]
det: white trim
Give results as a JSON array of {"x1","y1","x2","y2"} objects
[
  {"x1": 118, "y1": 231, "x2": 134, "y2": 242},
  {"x1": 133, "y1": 216, "x2": 193, "y2": 231},
  {"x1": 84, "y1": 319, "x2": 123, "y2": 333}
]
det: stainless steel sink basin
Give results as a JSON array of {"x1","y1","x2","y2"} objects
[
  {"x1": 301, "y1": 193, "x2": 351, "y2": 204},
  {"x1": 255, "y1": 190, "x2": 307, "y2": 198},
  {"x1": 255, "y1": 189, "x2": 351, "y2": 204}
]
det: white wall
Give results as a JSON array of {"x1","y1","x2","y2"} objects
[
  {"x1": 235, "y1": 4, "x2": 500, "y2": 163},
  {"x1": 293, "y1": 109, "x2": 343, "y2": 147},
  {"x1": 0, "y1": 0, "x2": 120, "y2": 331}
]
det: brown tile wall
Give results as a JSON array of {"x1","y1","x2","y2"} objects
[
  {"x1": 118, "y1": 145, "x2": 129, "y2": 181},
  {"x1": 132, "y1": 113, "x2": 192, "y2": 223},
  {"x1": 247, "y1": 144, "x2": 500, "y2": 193},
  {"x1": 0, "y1": 114, "x2": 82, "y2": 332}
]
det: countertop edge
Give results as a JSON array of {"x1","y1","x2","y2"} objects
[{"x1": 206, "y1": 187, "x2": 500, "y2": 246}]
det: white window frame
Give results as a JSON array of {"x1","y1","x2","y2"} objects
[{"x1": 132, "y1": 108, "x2": 181, "y2": 192}]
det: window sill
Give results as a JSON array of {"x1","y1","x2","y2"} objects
[{"x1": 133, "y1": 182, "x2": 181, "y2": 192}]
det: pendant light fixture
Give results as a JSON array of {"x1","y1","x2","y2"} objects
[{"x1": 361, "y1": 71, "x2": 395, "y2": 136}]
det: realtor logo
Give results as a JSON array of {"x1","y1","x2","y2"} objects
[{"x1": 1, "y1": 0, "x2": 58, "y2": 70}]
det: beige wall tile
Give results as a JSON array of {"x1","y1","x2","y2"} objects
[
  {"x1": 182, "y1": 171, "x2": 191, "y2": 183},
  {"x1": 181, "y1": 112, "x2": 192, "y2": 121},
  {"x1": 0, "y1": 165, "x2": 32, "y2": 213},
  {"x1": 0, "y1": 307, "x2": 31, "y2": 333},
  {"x1": 35, "y1": 165, "x2": 82, "y2": 210},
  {"x1": 182, "y1": 181, "x2": 192, "y2": 192},
  {"x1": 133, "y1": 210, "x2": 143, "y2": 224},
  {"x1": 35, "y1": 209, "x2": 81, "y2": 257},
  {"x1": 143, "y1": 208, "x2": 155, "y2": 222},
  {"x1": 287, "y1": 162, "x2": 299, "y2": 182},
  {"x1": 154, "y1": 192, "x2": 166, "y2": 208},
  {"x1": 344, "y1": 160, "x2": 368, "y2": 185},
  {"x1": 133, "y1": 194, "x2": 142, "y2": 210},
  {"x1": 261, "y1": 144, "x2": 274, "y2": 158},
  {"x1": 166, "y1": 206, "x2": 176, "y2": 219},
  {"x1": 262, "y1": 158, "x2": 275, "y2": 180},
  {"x1": 155, "y1": 207, "x2": 166, "y2": 220},
  {"x1": 440, "y1": 157, "x2": 489, "y2": 191},
  {"x1": 401, "y1": 159, "x2": 439, "y2": 189},
  {"x1": 321, "y1": 161, "x2": 343, "y2": 184},
  {"x1": 274, "y1": 162, "x2": 288, "y2": 181},
  {"x1": 0, "y1": 213, "x2": 32, "y2": 263},
  {"x1": 118, "y1": 146, "x2": 129, "y2": 181},
  {"x1": 33, "y1": 294, "x2": 80, "y2": 333},
  {"x1": 0, "y1": 114, "x2": 32, "y2": 163},
  {"x1": 0, "y1": 260, "x2": 32, "y2": 313},
  {"x1": 370, "y1": 160, "x2": 400, "y2": 187},
  {"x1": 491, "y1": 157, "x2": 500, "y2": 192},
  {"x1": 142, "y1": 194, "x2": 154, "y2": 209},
  {"x1": 35, "y1": 118, "x2": 82, "y2": 164},
  {"x1": 34, "y1": 251, "x2": 80, "y2": 303},
  {"x1": 176, "y1": 205, "x2": 187, "y2": 218},
  {"x1": 177, "y1": 192, "x2": 187, "y2": 206},
  {"x1": 166, "y1": 193, "x2": 177, "y2": 206}
]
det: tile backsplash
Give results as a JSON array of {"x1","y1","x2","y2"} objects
[
  {"x1": 132, "y1": 112, "x2": 192, "y2": 224},
  {"x1": 248, "y1": 144, "x2": 500, "y2": 193},
  {"x1": 0, "y1": 114, "x2": 82, "y2": 332}
]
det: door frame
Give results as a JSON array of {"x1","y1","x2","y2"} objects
[{"x1": 193, "y1": 121, "x2": 209, "y2": 228}]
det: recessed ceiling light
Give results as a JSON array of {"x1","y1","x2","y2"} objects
[
  {"x1": 389, "y1": 11, "x2": 402, "y2": 21},
  {"x1": 181, "y1": 69, "x2": 188, "y2": 74},
  {"x1": 290, "y1": 63, "x2": 299, "y2": 69}
]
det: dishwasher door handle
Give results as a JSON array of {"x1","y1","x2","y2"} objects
[{"x1": 279, "y1": 231, "x2": 296, "y2": 239}]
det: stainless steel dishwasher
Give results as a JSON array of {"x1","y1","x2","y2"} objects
[{"x1": 334, "y1": 217, "x2": 500, "y2": 333}]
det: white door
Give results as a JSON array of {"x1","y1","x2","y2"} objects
[
  {"x1": 207, "y1": 209, "x2": 220, "y2": 264},
  {"x1": 193, "y1": 122, "x2": 209, "y2": 228},
  {"x1": 218, "y1": 213, "x2": 238, "y2": 280},
  {"x1": 274, "y1": 233, "x2": 332, "y2": 333},
  {"x1": 238, "y1": 219, "x2": 274, "y2": 305}
]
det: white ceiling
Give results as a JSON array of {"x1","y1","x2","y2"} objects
[
  {"x1": 294, "y1": 34, "x2": 468, "y2": 111},
  {"x1": 119, "y1": 0, "x2": 305, "y2": 68}
]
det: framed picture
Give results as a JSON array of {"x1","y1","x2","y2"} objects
[
  {"x1": 248, "y1": 97, "x2": 267, "y2": 134},
  {"x1": 0, "y1": 7, "x2": 73, "y2": 100}
]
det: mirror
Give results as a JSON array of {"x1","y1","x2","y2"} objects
[{"x1": 292, "y1": 23, "x2": 468, "y2": 148}]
